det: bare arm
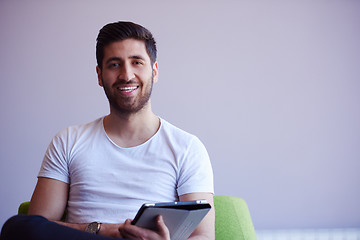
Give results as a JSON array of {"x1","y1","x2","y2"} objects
[
  {"x1": 28, "y1": 177, "x2": 124, "y2": 238},
  {"x1": 28, "y1": 177, "x2": 69, "y2": 220},
  {"x1": 180, "y1": 192, "x2": 215, "y2": 240},
  {"x1": 28, "y1": 177, "x2": 87, "y2": 230}
]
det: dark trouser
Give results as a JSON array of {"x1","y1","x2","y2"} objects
[{"x1": 0, "y1": 215, "x2": 124, "y2": 240}]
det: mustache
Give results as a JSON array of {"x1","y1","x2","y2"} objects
[
  {"x1": 113, "y1": 80, "x2": 140, "y2": 85},
  {"x1": 99, "y1": 74, "x2": 140, "y2": 86}
]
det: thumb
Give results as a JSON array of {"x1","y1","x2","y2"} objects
[{"x1": 156, "y1": 215, "x2": 170, "y2": 236}]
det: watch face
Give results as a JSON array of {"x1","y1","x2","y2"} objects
[{"x1": 85, "y1": 222, "x2": 100, "y2": 234}]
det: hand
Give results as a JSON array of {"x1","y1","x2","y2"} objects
[
  {"x1": 119, "y1": 215, "x2": 170, "y2": 240},
  {"x1": 98, "y1": 223, "x2": 124, "y2": 238}
]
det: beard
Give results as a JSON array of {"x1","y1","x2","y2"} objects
[{"x1": 101, "y1": 74, "x2": 154, "y2": 115}]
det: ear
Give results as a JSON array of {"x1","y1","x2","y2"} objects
[
  {"x1": 96, "y1": 66, "x2": 103, "y2": 87},
  {"x1": 152, "y1": 61, "x2": 159, "y2": 83}
]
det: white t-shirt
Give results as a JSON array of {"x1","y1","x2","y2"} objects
[{"x1": 38, "y1": 117, "x2": 213, "y2": 223}]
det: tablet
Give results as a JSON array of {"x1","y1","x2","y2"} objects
[{"x1": 132, "y1": 200, "x2": 211, "y2": 240}]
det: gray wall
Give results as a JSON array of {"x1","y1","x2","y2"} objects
[{"x1": 1, "y1": 0, "x2": 359, "y2": 230}]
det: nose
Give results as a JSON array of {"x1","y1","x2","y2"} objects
[{"x1": 119, "y1": 62, "x2": 135, "y2": 82}]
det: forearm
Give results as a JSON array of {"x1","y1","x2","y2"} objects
[
  {"x1": 53, "y1": 220, "x2": 87, "y2": 231},
  {"x1": 53, "y1": 220, "x2": 124, "y2": 238}
]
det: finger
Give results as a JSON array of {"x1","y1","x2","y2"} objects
[
  {"x1": 156, "y1": 215, "x2": 170, "y2": 237},
  {"x1": 118, "y1": 219, "x2": 131, "y2": 233},
  {"x1": 120, "y1": 219, "x2": 150, "y2": 239},
  {"x1": 118, "y1": 220, "x2": 130, "y2": 235}
]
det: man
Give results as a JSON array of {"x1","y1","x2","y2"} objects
[{"x1": 0, "y1": 21, "x2": 214, "y2": 240}]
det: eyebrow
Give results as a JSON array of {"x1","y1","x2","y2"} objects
[
  {"x1": 129, "y1": 55, "x2": 146, "y2": 61},
  {"x1": 105, "y1": 57, "x2": 122, "y2": 65},
  {"x1": 105, "y1": 55, "x2": 146, "y2": 64}
]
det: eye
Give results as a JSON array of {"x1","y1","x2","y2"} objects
[
  {"x1": 133, "y1": 60, "x2": 143, "y2": 66},
  {"x1": 106, "y1": 62, "x2": 121, "y2": 70},
  {"x1": 110, "y1": 63, "x2": 120, "y2": 67}
]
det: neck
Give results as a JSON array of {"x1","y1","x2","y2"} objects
[{"x1": 103, "y1": 105, "x2": 160, "y2": 148}]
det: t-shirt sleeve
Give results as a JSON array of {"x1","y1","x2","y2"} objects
[
  {"x1": 176, "y1": 136, "x2": 214, "y2": 196},
  {"x1": 38, "y1": 130, "x2": 70, "y2": 183}
]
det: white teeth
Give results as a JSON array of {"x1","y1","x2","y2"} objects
[{"x1": 118, "y1": 86, "x2": 138, "y2": 92}]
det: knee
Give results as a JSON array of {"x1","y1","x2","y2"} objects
[{"x1": 0, "y1": 215, "x2": 48, "y2": 240}]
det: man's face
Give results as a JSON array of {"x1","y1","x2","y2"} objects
[{"x1": 96, "y1": 39, "x2": 158, "y2": 115}]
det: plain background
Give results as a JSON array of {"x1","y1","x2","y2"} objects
[{"x1": 1, "y1": 0, "x2": 359, "y2": 231}]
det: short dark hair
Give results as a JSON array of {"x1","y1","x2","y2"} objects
[{"x1": 96, "y1": 21, "x2": 157, "y2": 69}]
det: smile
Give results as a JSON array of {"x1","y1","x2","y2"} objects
[{"x1": 117, "y1": 86, "x2": 139, "y2": 93}]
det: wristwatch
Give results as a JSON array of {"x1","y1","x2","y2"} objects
[{"x1": 85, "y1": 221, "x2": 101, "y2": 234}]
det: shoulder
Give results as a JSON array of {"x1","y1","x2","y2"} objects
[
  {"x1": 158, "y1": 118, "x2": 205, "y2": 150},
  {"x1": 159, "y1": 118, "x2": 196, "y2": 140},
  {"x1": 54, "y1": 117, "x2": 104, "y2": 143}
]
